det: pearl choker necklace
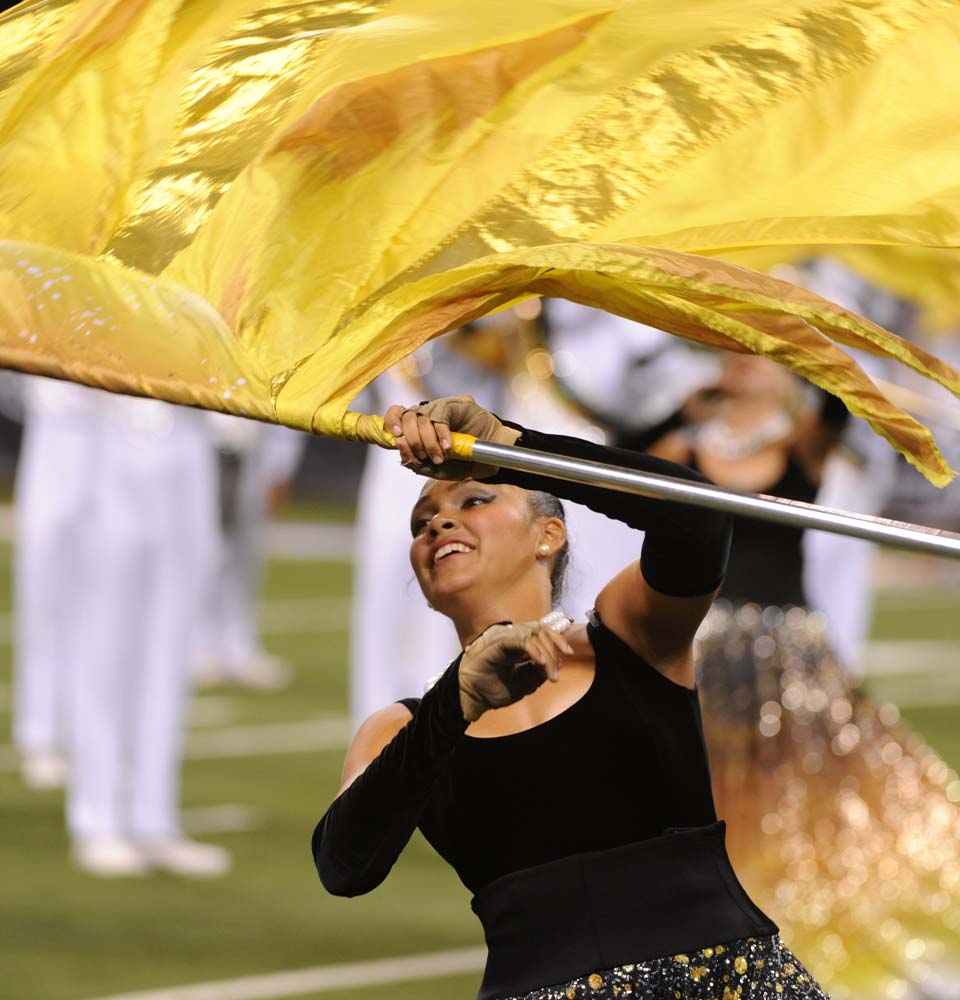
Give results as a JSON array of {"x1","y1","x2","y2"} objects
[
  {"x1": 695, "y1": 411, "x2": 794, "y2": 460},
  {"x1": 540, "y1": 609, "x2": 574, "y2": 633}
]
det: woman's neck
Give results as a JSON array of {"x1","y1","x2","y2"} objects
[{"x1": 449, "y1": 591, "x2": 553, "y2": 647}]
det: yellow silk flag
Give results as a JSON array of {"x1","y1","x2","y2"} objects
[{"x1": 2, "y1": 0, "x2": 960, "y2": 484}]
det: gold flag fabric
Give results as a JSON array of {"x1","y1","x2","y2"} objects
[{"x1": 2, "y1": 0, "x2": 960, "y2": 483}]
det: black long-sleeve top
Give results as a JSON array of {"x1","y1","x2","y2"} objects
[{"x1": 313, "y1": 429, "x2": 732, "y2": 897}]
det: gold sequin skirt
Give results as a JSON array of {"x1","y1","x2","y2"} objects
[
  {"x1": 696, "y1": 602, "x2": 960, "y2": 1000},
  {"x1": 507, "y1": 935, "x2": 827, "y2": 999}
]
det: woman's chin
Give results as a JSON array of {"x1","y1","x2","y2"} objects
[{"x1": 426, "y1": 570, "x2": 483, "y2": 611}]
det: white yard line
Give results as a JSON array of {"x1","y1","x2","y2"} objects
[
  {"x1": 81, "y1": 947, "x2": 486, "y2": 1000},
  {"x1": 0, "y1": 597, "x2": 352, "y2": 647},
  {"x1": 0, "y1": 717, "x2": 353, "y2": 773},
  {"x1": 0, "y1": 509, "x2": 356, "y2": 560},
  {"x1": 181, "y1": 804, "x2": 260, "y2": 836},
  {"x1": 875, "y1": 590, "x2": 960, "y2": 608},
  {"x1": 258, "y1": 598, "x2": 352, "y2": 635},
  {"x1": 860, "y1": 639, "x2": 960, "y2": 675},
  {"x1": 185, "y1": 718, "x2": 352, "y2": 760},
  {"x1": 876, "y1": 693, "x2": 960, "y2": 709},
  {"x1": 264, "y1": 522, "x2": 355, "y2": 562}
]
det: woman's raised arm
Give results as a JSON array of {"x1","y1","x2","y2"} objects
[
  {"x1": 495, "y1": 424, "x2": 730, "y2": 686},
  {"x1": 394, "y1": 398, "x2": 731, "y2": 686}
]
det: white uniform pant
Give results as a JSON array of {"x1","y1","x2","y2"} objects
[
  {"x1": 13, "y1": 413, "x2": 98, "y2": 755},
  {"x1": 198, "y1": 449, "x2": 269, "y2": 672},
  {"x1": 196, "y1": 424, "x2": 305, "y2": 674},
  {"x1": 68, "y1": 402, "x2": 215, "y2": 840}
]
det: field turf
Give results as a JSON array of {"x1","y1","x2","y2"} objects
[{"x1": 1, "y1": 534, "x2": 958, "y2": 1000}]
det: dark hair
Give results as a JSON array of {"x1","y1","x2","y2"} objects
[{"x1": 526, "y1": 491, "x2": 569, "y2": 607}]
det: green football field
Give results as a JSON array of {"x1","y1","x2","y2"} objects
[{"x1": 1, "y1": 531, "x2": 959, "y2": 1000}]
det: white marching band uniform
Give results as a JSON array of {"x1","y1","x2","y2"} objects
[
  {"x1": 13, "y1": 380, "x2": 232, "y2": 876},
  {"x1": 194, "y1": 415, "x2": 306, "y2": 687},
  {"x1": 67, "y1": 395, "x2": 229, "y2": 876},
  {"x1": 13, "y1": 378, "x2": 101, "y2": 788}
]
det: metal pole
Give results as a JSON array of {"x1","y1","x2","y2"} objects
[{"x1": 465, "y1": 439, "x2": 960, "y2": 560}]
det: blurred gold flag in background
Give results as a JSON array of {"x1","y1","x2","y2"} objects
[{"x1": 2, "y1": 0, "x2": 960, "y2": 481}]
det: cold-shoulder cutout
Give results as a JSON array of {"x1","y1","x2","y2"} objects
[
  {"x1": 396, "y1": 696, "x2": 421, "y2": 717},
  {"x1": 587, "y1": 608, "x2": 697, "y2": 693}
]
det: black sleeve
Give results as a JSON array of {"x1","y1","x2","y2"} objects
[
  {"x1": 491, "y1": 423, "x2": 732, "y2": 598},
  {"x1": 312, "y1": 658, "x2": 467, "y2": 897}
]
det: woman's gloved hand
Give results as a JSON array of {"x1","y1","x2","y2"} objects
[
  {"x1": 384, "y1": 395, "x2": 521, "y2": 479},
  {"x1": 458, "y1": 613, "x2": 574, "y2": 722}
]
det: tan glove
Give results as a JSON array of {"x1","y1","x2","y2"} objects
[
  {"x1": 458, "y1": 613, "x2": 574, "y2": 722},
  {"x1": 385, "y1": 395, "x2": 521, "y2": 479}
]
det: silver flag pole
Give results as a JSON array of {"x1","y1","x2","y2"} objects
[{"x1": 467, "y1": 440, "x2": 960, "y2": 560}]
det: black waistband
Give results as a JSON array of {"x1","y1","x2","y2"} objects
[{"x1": 470, "y1": 822, "x2": 777, "y2": 1000}]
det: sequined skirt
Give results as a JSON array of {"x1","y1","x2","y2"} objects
[
  {"x1": 696, "y1": 601, "x2": 960, "y2": 999},
  {"x1": 508, "y1": 935, "x2": 828, "y2": 999}
]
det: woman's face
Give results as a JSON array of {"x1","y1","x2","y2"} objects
[{"x1": 409, "y1": 479, "x2": 544, "y2": 613}]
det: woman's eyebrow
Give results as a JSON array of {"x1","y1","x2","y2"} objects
[
  {"x1": 451, "y1": 480, "x2": 488, "y2": 496},
  {"x1": 411, "y1": 482, "x2": 488, "y2": 524},
  {"x1": 410, "y1": 496, "x2": 436, "y2": 522}
]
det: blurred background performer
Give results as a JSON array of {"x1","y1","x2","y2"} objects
[
  {"x1": 803, "y1": 420, "x2": 898, "y2": 669},
  {"x1": 68, "y1": 396, "x2": 230, "y2": 878},
  {"x1": 540, "y1": 298, "x2": 721, "y2": 453},
  {"x1": 13, "y1": 377, "x2": 100, "y2": 790},
  {"x1": 193, "y1": 415, "x2": 306, "y2": 689},
  {"x1": 650, "y1": 352, "x2": 960, "y2": 995}
]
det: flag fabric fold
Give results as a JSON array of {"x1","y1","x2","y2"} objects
[{"x1": 2, "y1": 0, "x2": 960, "y2": 482}]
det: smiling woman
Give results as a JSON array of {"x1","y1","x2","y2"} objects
[
  {"x1": 312, "y1": 396, "x2": 829, "y2": 1000},
  {"x1": 407, "y1": 479, "x2": 568, "y2": 649}
]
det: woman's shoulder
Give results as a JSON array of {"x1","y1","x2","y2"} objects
[
  {"x1": 396, "y1": 696, "x2": 422, "y2": 716},
  {"x1": 339, "y1": 702, "x2": 413, "y2": 794},
  {"x1": 586, "y1": 608, "x2": 697, "y2": 694}
]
